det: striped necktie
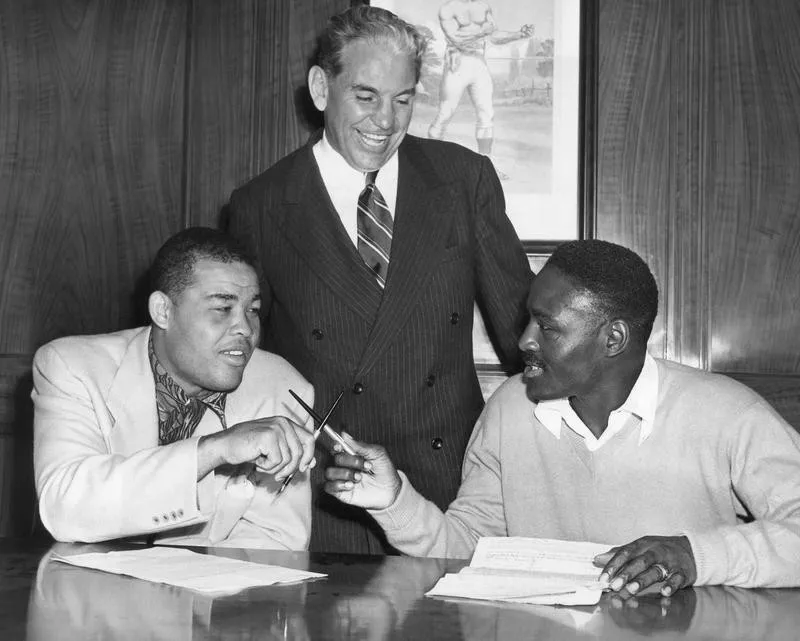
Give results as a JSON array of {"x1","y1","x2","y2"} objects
[{"x1": 357, "y1": 170, "x2": 393, "y2": 287}]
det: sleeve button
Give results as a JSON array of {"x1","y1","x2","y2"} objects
[
  {"x1": 450, "y1": 312, "x2": 460, "y2": 325},
  {"x1": 426, "y1": 375, "x2": 436, "y2": 387},
  {"x1": 431, "y1": 437, "x2": 444, "y2": 450},
  {"x1": 352, "y1": 382, "x2": 364, "y2": 394},
  {"x1": 312, "y1": 328, "x2": 324, "y2": 340}
]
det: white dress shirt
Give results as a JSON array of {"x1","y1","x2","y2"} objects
[
  {"x1": 533, "y1": 353, "x2": 659, "y2": 451},
  {"x1": 312, "y1": 132, "x2": 399, "y2": 246}
]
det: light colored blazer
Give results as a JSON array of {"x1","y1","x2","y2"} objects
[{"x1": 32, "y1": 326, "x2": 314, "y2": 549}]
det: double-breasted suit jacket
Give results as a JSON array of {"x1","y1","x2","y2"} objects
[{"x1": 227, "y1": 133, "x2": 532, "y2": 553}]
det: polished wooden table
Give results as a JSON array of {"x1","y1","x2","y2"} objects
[{"x1": 2, "y1": 538, "x2": 799, "y2": 640}]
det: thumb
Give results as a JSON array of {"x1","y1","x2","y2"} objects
[
  {"x1": 340, "y1": 431, "x2": 368, "y2": 454},
  {"x1": 592, "y1": 550, "x2": 615, "y2": 567},
  {"x1": 340, "y1": 432, "x2": 385, "y2": 461}
]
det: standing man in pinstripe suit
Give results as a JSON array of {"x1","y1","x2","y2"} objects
[{"x1": 226, "y1": 5, "x2": 531, "y2": 553}]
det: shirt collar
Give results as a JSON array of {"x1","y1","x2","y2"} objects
[
  {"x1": 315, "y1": 131, "x2": 399, "y2": 204},
  {"x1": 148, "y1": 332, "x2": 227, "y2": 444},
  {"x1": 533, "y1": 353, "x2": 659, "y2": 444},
  {"x1": 316, "y1": 132, "x2": 366, "y2": 189}
]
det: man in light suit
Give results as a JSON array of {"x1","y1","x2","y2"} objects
[
  {"x1": 226, "y1": 6, "x2": 532, "y2": 553},
  {"x1": 33, "y1": 227, "x2": 317, "y2": 549}
]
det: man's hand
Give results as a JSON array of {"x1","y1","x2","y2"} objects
[
  {"x1": 593, "y1": 535, "x2": 697, "y2": 599},
  {"x1": 197, "y1": 416, "x2": 316, "y2": 481},
  {"x1": 324, "y1": 434, "x2": 402, "y2": 510}
]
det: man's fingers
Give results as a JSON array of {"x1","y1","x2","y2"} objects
[
  {"x1": 274, "y1": 432, "x2": 293, "y2": 474},
  {"x1": 661, "y1": 572, "x2": 685, "y2": 597},
  {"x1": 601, "y1": 546, "x2": 635, "y2": 585},
  {"x1": 593, "y1": 549, "x2": 616, "y2": 567},
  {"x1": 323, "y1": 479, "x2": 356, "y2": 497},
  {"x1": 325, "y1": 465, "x2": 360, "y2": 483},
  {"x1": 332, "y1": 452, "x2": 367, "y2": 471},
  {"x1": 625, "y1": 564, "x2": 668, "y2": 595},
  {"x1": 281, "y1": 433, "x2": 306, "y2": 479},
  {"x1": 297, "y1": 428, "x2": 316, "y2": 471}
]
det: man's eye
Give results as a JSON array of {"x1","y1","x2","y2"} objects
[
  {"x1": 248, "y1": 307, "x2": 261, "y2": 315},
  {"x1": 356, "y1": 94, "x2": 375, "y2": 102},
  {"x1": 215, "y1": 307, "x2": 231, "y2": 313}
]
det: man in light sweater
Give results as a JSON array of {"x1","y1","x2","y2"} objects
[{"x1": 324, "y1": 239, "x2": 800, "y2": 599}]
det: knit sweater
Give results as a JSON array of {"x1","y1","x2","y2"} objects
[{"x1": 370, "y1": 359, "x2": 800, "y2": 587}]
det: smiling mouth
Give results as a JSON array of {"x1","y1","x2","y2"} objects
[
  {"x1": 358, "y1": 131, "x2": 390, "y2": 147},
  {"x1": 522, "y1": 355, "x2": 545, "y2": 379},
  {"x1": 220, "y1": 349, "x2": 250, "y2": 365}
]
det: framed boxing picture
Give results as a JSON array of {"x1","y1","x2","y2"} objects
[{"x1": 368, "y1": 0, "x2": 597, "y2": 250}]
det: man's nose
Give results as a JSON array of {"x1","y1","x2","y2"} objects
[
  {"x1": 373, "y1": 98, "x2": 394, "y2": 128},
  {"x1": 518, "y1": 322, "x2": 540, "y2": 352},
  {"x1": 231, "y1": 310, "x2": 256, "y2": 337}
]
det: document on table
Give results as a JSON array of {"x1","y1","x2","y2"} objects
[
  {"x1": 426, "y1": 537, "x2": 612, "y2": 606},
  {"x1": 52, "y1": 547, "x2": 326, "y2": 594}
]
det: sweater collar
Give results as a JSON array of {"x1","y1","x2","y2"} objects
[{"x1": 533, "y1": 353, "x2": 659, "y2": 447}]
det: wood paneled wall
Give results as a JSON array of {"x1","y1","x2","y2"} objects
[
  {"x1": 1, "y1": 0, "x2": 799, "y2": 536},
  {"x1": 185, "y1": 0, "x2": 343, "y2": 226},
  {"x1": 596, "y1": 0, "x2": 800, "y2": 376}
]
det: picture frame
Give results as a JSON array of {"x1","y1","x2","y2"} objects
[
  {"x1": 472, "y1": 250, "x2": 550, "y2": 369},
  {"x1": 363, "y1": 0, "x2": 597, "y2": 376},
  {"x1": 368, "y1": 0, "x2": 597, "y2": 250}
]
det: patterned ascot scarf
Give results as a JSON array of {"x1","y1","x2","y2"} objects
[{"x1": 148, "y1": 333, "x2": 228, "y2": 445}]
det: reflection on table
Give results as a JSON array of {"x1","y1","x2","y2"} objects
[
  {"x1": 457, "y1": 584, "x2": 800, "y2": 641},
  {"x1": 3, "y1": 540, "x2": 799, "y2": 640}
]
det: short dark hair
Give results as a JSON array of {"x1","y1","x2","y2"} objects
[
  {"x1": 545, "y1": 240, "x2": 659, "y2": 341},
  {"x1": 316, "y1": 6, "x2": 426, "y2": 83},
  {"x1": 150, "y1": 227, "x2": 257, "y2": 300}
]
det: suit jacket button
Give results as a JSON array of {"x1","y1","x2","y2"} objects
[
  {"x1": 426, "y1": 375, "x2": 436, "y2": 387},
  {"x1": 450, "y1": 312, "x2": 460, "y2": 325},
  {"x1": 312, "y1": 328, "x2": 324, "y2": 340},
  {"x1": 353, "y1": 383, "x2": 364, "y2": 394},
  {"x1": 431, "y1": 437, "x2": 444, "y2": 450}
]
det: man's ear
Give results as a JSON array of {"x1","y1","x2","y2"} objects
[
  {"x1": 606, "y1": 319, "x2": 630, "y2": 357},
  {"x1": 308, "y1": 65, "x2": 329, "y2": 112},
  {"x1": 148, "y1": 291, "x2": 172, "y2": 330}
]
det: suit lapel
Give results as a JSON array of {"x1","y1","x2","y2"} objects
[
  {"x1": 357, "y1": 138, "x2": 456, "y2": 375},
  {"x1": 279, "y1": 140, "x2": 384, "y2": 322},
  {"x1": 106, "y1": 327, "x2": 159, "y2": 454}
]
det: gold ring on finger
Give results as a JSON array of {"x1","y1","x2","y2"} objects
[{"x1": 652, "y1": 563, "x2": 670, "y2": 582}]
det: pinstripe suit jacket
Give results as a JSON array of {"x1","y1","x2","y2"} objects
[{"x1": 227, "y1": 133, "x2": 532, "y2": 553}]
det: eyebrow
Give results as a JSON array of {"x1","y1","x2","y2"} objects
[
  {"x1": 204, "y1": 293, "x2": 261, "y2": 303},
  {"x1": 352, "y1": 83, "x2": 416, "y2": 98},
  {"x1": 529, "y1": 307, "x2": 556, "y2": 322}
]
